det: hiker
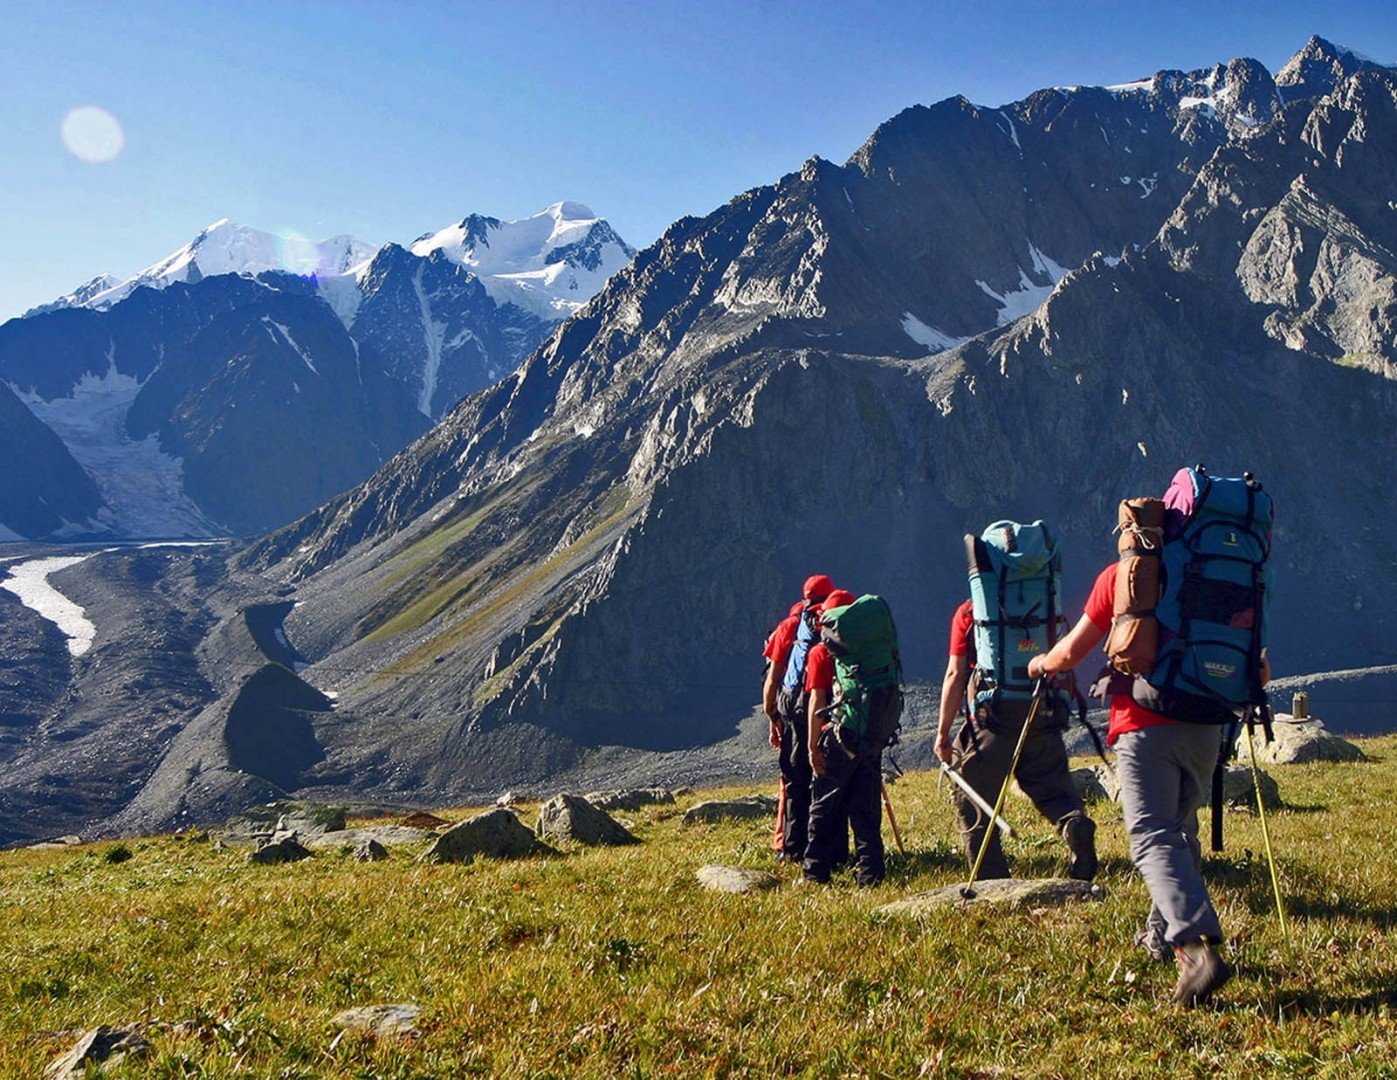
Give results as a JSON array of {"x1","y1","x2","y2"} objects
[
  {"x1": 1027, "y1": 467, "x2": 1273, "y2": 1007},
  {"x1": 803, "y1": 589, "x2": 902, "y2": 887},
  {"x1": 762, "y1": 574, "x2": 835, "y2": 864},
  {"x1": 934, "y1": 521, "x2": 1098, "y2": 883}
]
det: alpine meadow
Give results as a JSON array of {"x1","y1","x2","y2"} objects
[{"x1": 3, "y1": 11, "x2": 1397, "y2": 1077}]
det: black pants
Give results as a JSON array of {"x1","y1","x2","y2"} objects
[
  {"x1": 803, "y1": 726, "x2": 884, "y2": 886},
  {"x1": 778, "y1": 714, "x2": 813, "y2": 860},
  {"x1": 952, "y1": 700, "x2": 1088, "y2": 880}
]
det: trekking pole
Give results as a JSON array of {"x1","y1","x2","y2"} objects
[
  {"x1": 880, "y1": 780, "x2": 905, "y2": 857},
  {"x1": 772, "y1": 777, "x2": 787, "y2": 853},
  {"x1": 939, "y1": 761, "x2": 1015, "y2": 838},
  {"x1": 962, "y1": 679, "x2": 1046, "y2": 898},
  {"x1": 1244, "y1": 715, "x2": 1291, "y2": 946}
]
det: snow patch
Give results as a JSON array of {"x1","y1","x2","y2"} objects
[
  {"x1": 1107, "y1": 78, "x2": 1153, "y2": 94},
  {"x1": 901, "y1": 313, "x2": 967, "y2": 353},
  {"x1": 1000, "y1": 110, "x2": 1021, "y2": 152},
  {"x1": 411, "y1": 264, "x2": 447, "y2": 416},
  {"x1": 975, "y1": 245, "x2": 1071, "y2": 326},
  {"x1": 573, "y1": 422, "x2": 596, "y2": 439},
  {"x1": 1138, "y1": 441, "x2": 1149, "y2": 458},
  {"x1": 263, "y1": 318, "x2": 318, "y2": 373},
  {"x1": 1, "y1": 554, "x2": 103, "y2": 656}
]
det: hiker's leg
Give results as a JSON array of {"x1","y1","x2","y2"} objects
[
  {"x1": 951, "y1": 716, "x2": 1012, "y2": 879},
  {"x1": 849, "y1": 751, "x2": 885, "y2": 886},
  {"x1": 779, "y1": 714, "x2": 812, "y2": 860},
  {"x1": 1013, "y1": 722, "x2": 1095, "y2": 880},
  {"x1": 803, "y1": 731, "x2": 853, "y2": 883},
  {"x1": 1116, "y1": 724, "x2": 1224, "y2": 946}
]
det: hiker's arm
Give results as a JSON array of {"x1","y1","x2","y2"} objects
[
  {"x1": 936, "y1": 653, "x2": 970, "y2": 764},
  {"x1": 808, "y1": 687, "x2": 828, "y2": 777},
  {"x1": 762, "y1": 662, "x2": 781, "y2": 747},
  {"x1": 1027, "y1": 613, "x2": 1106, "y2": 679}
]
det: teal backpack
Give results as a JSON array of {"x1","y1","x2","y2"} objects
[
  {"x1": 819, "y1": 595, "x2": 903, "y2": 752},
  {"x1": 965, "y1": 520, "x2": 1067, "y2": 713}
]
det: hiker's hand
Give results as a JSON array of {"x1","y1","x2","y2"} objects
[
  {"x1": 1260, "y1": 656, "x2": 1271, "y2": 687},
  {"x1": 809, "y1": 745, "x2": 826, "y2": 777},
  {"x1": 768, "y1": 719, "x2": 781, "y2": 749},
  {"x1": 1028, "y1": 654, "x2": 1050, "y2": 680},
  {"x1": 935, "y1": 734, "x2": 954, "y2": 765}
]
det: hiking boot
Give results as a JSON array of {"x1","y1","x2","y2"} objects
[
  {"x1": 1133, "y1": 925, "x2": 1173, "y2": 964},
  {"x1": 1171, "y1": 940, "x2": 1233, "y2": 1007},
  {"x1": 1061, "y1": 814, "x2": 1098, "y2": 883}
]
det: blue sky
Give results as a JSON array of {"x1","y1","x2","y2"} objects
[{"x1": 1, "y1": 0, "x2": 1393, "y2": 320}]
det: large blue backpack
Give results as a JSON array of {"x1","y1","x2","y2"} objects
[
  {"x1": 964, "y1": 521, "x2": 1068, "y2": 713},
  {"x1": 1134, "y1": 466, "x2": 1274, "y2": 723}
]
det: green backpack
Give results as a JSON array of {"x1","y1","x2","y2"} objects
[{"x1": 819, "y1": 594, "x2": 903, "y2": 752}]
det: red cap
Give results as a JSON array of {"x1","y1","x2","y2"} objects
[
  {"x1": 821, "y1": 589, "x2": 857, "y2": 612},
  {"x1": 803, "y1": 574, "x2": 835, "y2": 602}
]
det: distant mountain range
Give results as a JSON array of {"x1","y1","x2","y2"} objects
[
  {"x1": 0, "y1": 204, "x2": 634, "y2": 538},
  {"x1": 3, "y1": 37, "x2": 1396, "y2": 846}
]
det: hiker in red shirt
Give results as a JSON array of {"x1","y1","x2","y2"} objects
[
  {"x1": 934, "y1": 598, "x2": 1096, "y2": 881},
  {"x1": 761, "y1": 574, "x2": 834, "y2": 864},
  {"x1": 803, "y1": 589, "x2": 884, "y2": 886},
  {"x1": 1028, "y1": 564, "x2": 1271, "y2": 1006}
]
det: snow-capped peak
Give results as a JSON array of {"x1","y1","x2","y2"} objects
[
  {"x1": 411, "y1": 202, "x2": 635, "y2": 319},
  {"x1": 71, "y1": 221, "x2": 378, "y2": 311}
]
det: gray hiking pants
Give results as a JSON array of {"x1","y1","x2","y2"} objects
[
  {"x1": 951, "y1": 702, "x2": 1088, "y2": 880},
  {"x1": 1115, "y1": 722, "x2": 1224, "y2": 948}
]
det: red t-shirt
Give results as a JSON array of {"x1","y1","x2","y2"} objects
[
  {"x1": 949, "y1": 599, "x2": 976, "y2": 664},
  {"x1": 1084, "y1": 563, "x2": 1174, "y2": 744},
  {"x1": 805, "y1": 642, "x2": 835, "y2": 695},
  {"x1": 763, "y1": 613, "x2": 800, "y2": 672}
]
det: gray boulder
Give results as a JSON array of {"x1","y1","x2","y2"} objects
[
  {"x1": 696, "y1": 865, "x2": 781, "y2": 894},
  {"x1": 422, "y1": 808, "x2": 555, "y2": 863},
  {"x1": 1235, "y1": 716, "x2": 1367, "y2": 765},
  {"x1": 536, "y1": 794, "x2": 638, "y2": 847},
  {"x1": 877, "y1": 877, "x2": 1107, "y2": 917},
  {"x1": 331, "y1": 1003, "x2": 421, "y2": 1038},
  {"x1": 354, "y1": 838, "x2": 389, "y2": 862},
  {"x1": 222, "y1": 800, "x2": 346, "y2": 840},
  {"x1": 44, "y1": 1026, "x2": 149, "y2": 1078},
  {"x1": 1071, "y1": 765, "x2": 1119, "y2": 803},
  {"x1": 582, "y1": 788, "x2": 676, "y2": 811},
  {"x1": 248, "y1": 832, "x2": 312, "y2": 864},
  {"x1": 683, "y1": 795, "x2": 778, "y2": 825},
  {"x1": 1222, "y1": 764, "x2": 1282, "y2": 810},
  {"x1": 302, "y1": 826, "x2": 433, "y2": 851}
]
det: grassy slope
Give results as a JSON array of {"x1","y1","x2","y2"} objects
[{"x1": 3, "y1": 740, "x2": 1397, "y2": 1077}]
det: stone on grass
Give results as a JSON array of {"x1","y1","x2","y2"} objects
[
  {"x1": 248, "y1": 832, "x2": 312, "y2": 864},
  {"x1": 683, "y1": 795, "x2": 778, "y2": 825},
  {"x1": 332, "y1": 1003, "x2": 421, "y2": 1039},
  {"x1": 536, "y1": 794, "x2": 638, "y2": 846},
  {"x1": 302, "y1": 826, "x2": 433, "y2": 851},
  {"x1": 495, "y1": 791, "x2": 518, "y2": 807},
  {"x1": 582, "y1": 788, "x2": 676, "y2": 811},
  {"x1": 354, "y1": 838, "x2": 389, "y2": 862},
  {"x1": 422, "y1": 807, "x2": 555, "y2": 863},
  {"x1": 696, "y1": 865, "x2": 781, "y2": 894},
  {"x1": 877, "y1": 877, "x2": 1107, "y2": 917},
  {"x1": 399, "y1": 811, "x2": 451, "y2": 830},
  {"x1": 1222, "y1": 764, "x2": 1282, "y2": 810},
  {"x1": 222, "y1": 800, "x2": 345, "y2": 840},
  {"x1": 1235, "y1": 716, "x2": 1367, "y2": 765},
  {"x1": 1071, "y1": 765, "x2": 1119, "y2": 804},
  {"x1": 45, "y1": 1026, "x2": 149, "y2": 1078}
]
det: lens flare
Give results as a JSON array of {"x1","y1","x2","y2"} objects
[{"x1": 61, "y1": 106, "x2": 125, "y2": 164}]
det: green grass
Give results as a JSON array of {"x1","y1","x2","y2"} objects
[{"x1": 4, "y1": 742, "x2": 1397, "y2": 1076}]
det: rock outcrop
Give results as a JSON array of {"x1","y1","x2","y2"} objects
[{"x1": 422, "y1": 808, "x2": 555, "y2": 863}]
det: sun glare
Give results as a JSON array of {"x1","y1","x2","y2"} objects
[{"x1": 61, "y1": 105, "x2": 125, "y2": 164}]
